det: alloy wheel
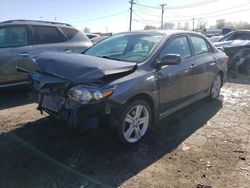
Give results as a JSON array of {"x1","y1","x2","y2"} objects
[
  {"x1": 122, "y1": 104, "x2": 149, "y2": 143},
  {"x1": 211, "y1": 74, "x2": 221, "y2": 98}
]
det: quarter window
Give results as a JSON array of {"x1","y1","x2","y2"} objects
[
  {"x1": 60, "y1": 27, "x2": 79, "y2": 40},
  {"x1": 190, "y1": 36, "x2": 209, "y2": 55},
  {"x1": 0, "y1": 26, "x2": 28, "y2": 47},
  {"x1": 33, "y1": 26, "x2": 66, "y2": 44},
  {"x1": 160, "y1": 36, "x2": 191, "y2": 59}
]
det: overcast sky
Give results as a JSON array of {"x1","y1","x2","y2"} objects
[{"x1": 1, "y1": 0, "x2": 250, "y2": 33}]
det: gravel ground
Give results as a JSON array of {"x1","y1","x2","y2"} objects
[{"x1": 0, "y1": 78, "x2": 249, "y2": 188}]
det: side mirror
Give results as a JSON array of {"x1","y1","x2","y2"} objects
[{"x1": 157, "y1": 54, "x2": 181, "y2": 67}]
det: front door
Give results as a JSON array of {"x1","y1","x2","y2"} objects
[
  {"x1": 158, "y1": 35, "x2": 195, "y2": 114},
  {"x1": 0, "y1": 25, "x2": 32, "y2": 84}
]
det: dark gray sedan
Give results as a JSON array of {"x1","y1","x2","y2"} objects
[{"x1": 26, "y1": 30, "x2": 228, "y2": 145}]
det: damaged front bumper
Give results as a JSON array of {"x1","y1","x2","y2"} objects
[
  {"x1": 29, "y1": 73, "x2": 111, "y2": 129},
  {"x1": 38, "y1": 94, "x2": 106, "y2": 129}
]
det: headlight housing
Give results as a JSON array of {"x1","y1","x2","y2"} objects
[{"x1": 67, "y1": 85, "x2": 115, "y2": 104}]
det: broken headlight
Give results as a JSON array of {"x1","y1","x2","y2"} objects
[{"x1": 67, "y1": 85, "x2": 115, "y2": 104}]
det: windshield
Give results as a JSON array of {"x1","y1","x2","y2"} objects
[
  {"x1": 219, "y1": 31, "x2": 250, "y2": 42},
  {"x1": 84, "y1": 33, "x2": 163, "y2": 63}
]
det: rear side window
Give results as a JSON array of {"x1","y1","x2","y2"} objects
[
  {"x1": 60, "y1": 27, "x2": 78, "y2": 39},
  {"x1": 0, "y1": 26, "x2": 28, "y2": 47},
  {"x1": 32, "y1": 26, "x2": 66, "y2": 44},
  {"x1": 160, "y1": 35, "x2": 191, "y2": 59},
  {"x1": 190, "y1": 36, "x2": 209, "y2": 55}
]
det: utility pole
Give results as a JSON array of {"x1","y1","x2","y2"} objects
[
  {"x1": 129, "y1": 0, "x2": 135, "y2": 31},
  {"x1": 160, "y1": 4, "x2": 167, "y2": 30},
  {"x1": 192, "y1": 18, "x2": 195, "y2": 31}
]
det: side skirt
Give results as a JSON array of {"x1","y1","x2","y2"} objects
[
  {"x1": 0, "y1": 81, "x2": 27, "y2": 88},
  {"x1": 159, "y1": 91, "x2": 209, "y2": 120}
]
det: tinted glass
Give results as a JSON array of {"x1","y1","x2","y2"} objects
[
  {"x1": 219, "y1": 31, "x2": 250, "y2": 41},
  {"x1": 0, "y1": 26, "x2": 28, "y2": 47},
  {"x1": 60, "y1": 27, "x2": 78, "y2": 39},
  {"x1": 85, "y1": 33, "x2": 163, "y2": 63},
  {"x1": 229, "y1": 32, "x2": 250, "y2": 40},
  {"x1": 160, "y1": 35, "x2": 191, "y2": 58},
  {"x1": 86, "y1": 34, "x2": 98, "y2": 39},
  {"x1": 33, "y1": 26, "x2": 65, "y2": 44},
  {"x1": 190, "y1": 36, "x2": 209, "y2": 55}
]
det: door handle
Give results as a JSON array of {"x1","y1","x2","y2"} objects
[{"x1": 19, "y1": 52, "x2": 29, "y2": 57}]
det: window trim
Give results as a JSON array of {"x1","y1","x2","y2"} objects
[
  {"x1": 189, "y1": 34, "x2": 212, "y2": 56},
  {"x1": 0, "y1": 25, "x2": 30, "y2": 48},
  {"x1": 30, "y1": 25, "x2": 67, "y2": 45},
  {"x1": 159, "y1": 34, "x2": 193, "y2": 61}
]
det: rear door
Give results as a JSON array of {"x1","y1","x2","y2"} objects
[
  {"x1": 0, "y1": 25, "x2": 33, "y2": 84},
  {"x1": 30, "y1": 25, "x2": 72, "y2": 58},
  {"x1": 189, "y1": 35, "x2": 216, "y2": 92},
  {"x1": 158, "y1": 35, "x2": 196, "y2": 113}
]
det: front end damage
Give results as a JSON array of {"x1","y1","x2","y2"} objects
[
  {"x1": 24, "y1": 52, "x2": 137, "y2": 130},
  {"x1": 28, "y1": 72, "x2": 116, "y2": 129}
]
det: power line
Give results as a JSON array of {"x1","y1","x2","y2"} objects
[
  {"x1": 165, "y1": 2, "x2": 250, "y2": 19},
  {"x1": 167, "y1": 0, "x2": 219, "y2": 9},
  {"x1": 165, "y1": 7, "x2": 250, "y2": 23},
  {"x1": 134, "y1": 3, "x2": 160, "y2": 9},
  {"x1": 134, "y1": 0, "x2": 218, "y2": 10},
  {"x1": 69, "y1": 10, "x2": 128, "y2": 23},
  {"x1": 133, "y1": 19, "x2": 159, "y2": 26},
  {"x1": 133, "y1": 8, "x2": 161, "y2": 17}
]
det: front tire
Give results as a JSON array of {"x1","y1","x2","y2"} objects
[
  {"x1": 114, "y1": 100, "x2": 152, "y2": 145},
  {"x1": 209, "y1": 73, "x2": 222, "y2": 99}
]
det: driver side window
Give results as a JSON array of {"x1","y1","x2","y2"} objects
[{"x1": 160, "y1": 35, "x2": 191, "y2": 59}]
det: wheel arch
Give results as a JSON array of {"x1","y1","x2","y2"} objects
[{"x1": 126, "y1": 93, "x2": 156, "y2": 123}]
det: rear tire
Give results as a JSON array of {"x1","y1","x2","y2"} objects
[{"x1": 113, "y1": 100, "x2": 152, "y2": 145}]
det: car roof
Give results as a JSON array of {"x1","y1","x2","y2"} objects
[
  {"x1": 0, "y1": 19, "x2": 72, "y2": 27},
  {"x1": 119, "y1": 30, "x2": 201, "y2": 36}
]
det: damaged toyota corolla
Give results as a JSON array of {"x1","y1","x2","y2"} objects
[{"x1": 21, "y1": 30, "x2": 228, "y2": 145}]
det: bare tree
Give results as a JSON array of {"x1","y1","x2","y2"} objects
[
  {"x1": 163, "y1": 22, "x2": 175, "y2": 30},
  {"x1": 216, "y1": 19, "x2": 225, "y2": 29},
  {"x1": 83, "y1": 27, "x2": 91, "y2": 33},
  {"x1": 234, "y1": 21, "x2": 250, "y2": 30},
  {"x1": 144, "y1": 25, "x2": 156, "y2": 30},
  {"x1": 196, "y1": 18, "x2": 207, "y2": 30},
  {"x1": 183, "y1": 21, "x2": 190, "y2": 30},
  {"x1": 177, "y1": 22, "x2": 182, "y2": 30}
]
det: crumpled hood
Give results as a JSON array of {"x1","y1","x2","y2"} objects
[
  {"x1": 214, "y1": 40, "x2": 250, "y2": 48},
  {"x1": 35, "y1": 52, "x2": 137, "y2": 83}
]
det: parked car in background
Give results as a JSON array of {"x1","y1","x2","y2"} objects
[
  {"x1": 0, "y1": 19, "x2": 92, "y2": 88},
  {"x1": 90, "y1": 35, "x2": 109, "y2": 45},
  {"x1": 215, "y1": 30, "x2": 250, "y2": 43},
  {"x1": 86, "y1": 33, "x2": 100, "y2": 39},
  {"x1": 26, "y1": 30, "x2": 228, "y2": 145},
  {"x1": 214, "y1": 30, "x2": 250, "y2": 77},
  {"x1": 208, "y1": 28, "x2": 235, "y2": 42}
]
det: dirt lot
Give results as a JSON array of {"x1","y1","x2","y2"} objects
[{"x1": 0, "y1": 78, "x2": 249, "y2": 188}]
